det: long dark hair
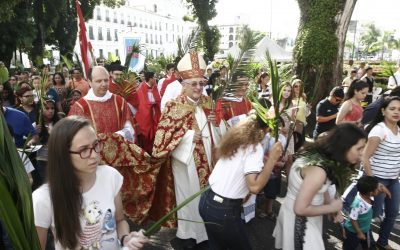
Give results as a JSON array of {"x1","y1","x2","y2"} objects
[
  {"x1": 365, "y1": 96, "x2": 400, "y2": 134},
  {"x1": 344, "y1": 80, "x2": 369, "y2": 101},
  {"x1": 304, "y1": 123, "x2": 366, "y2": 165},
  {"x1": 1, "y1": 81, "x2": 16, "y2": 107},
  {"x1": 38, "y1": 98, "x2": 60, "y2": 144},
  {"x1": 53, "y1": 72, "x2": 66, "y2": 86},
  {"x1": 47, "y1": 116, "x2": 90, "y2": 249}
]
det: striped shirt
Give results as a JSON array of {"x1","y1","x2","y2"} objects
[{"x1": 369, "y1": 122, "x2": 400, "y2": 179}]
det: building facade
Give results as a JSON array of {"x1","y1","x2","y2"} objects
[{"x1": 77, "y1": 0, "x2": 191, "y2": 64}]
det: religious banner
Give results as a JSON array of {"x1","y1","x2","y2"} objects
[{"x1": 124, "y1": 37, "x2": 144, "y2": 72}]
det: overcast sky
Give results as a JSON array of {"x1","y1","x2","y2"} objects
[{"x1": 212, "y1": 0, "x2": 400, "y2": 38}]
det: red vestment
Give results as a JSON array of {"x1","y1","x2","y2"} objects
[
  {"x1": 159, "y1": 74, "x2": 177, "y2": 97},
  {"x1": 68, "y1": 94, "x2": 131, "y2": 133},
  {"x1": 215, "y1": 97, "x2": 253, "y2": 125},
  {"x1": 149, "y1": 95, "x2": 215, "y2": 228},
  {"x1": 134, "y1": 82, "x2": 161, "y2": 153}
]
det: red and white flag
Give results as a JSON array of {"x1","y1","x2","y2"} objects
[{"x1": 75, "y1": 0, "x2": 93, "y2": 79}]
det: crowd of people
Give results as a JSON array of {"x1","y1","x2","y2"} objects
[{"x1": 0, "y1": 54, "x2": 399, "y2": 250}]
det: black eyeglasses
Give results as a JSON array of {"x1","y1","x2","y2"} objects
[{"x1": 69, "y1": 141, "x2": 103, "y2": 159}]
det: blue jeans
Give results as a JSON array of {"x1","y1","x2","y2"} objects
[
  {"x1": 373, "y1": 177, "x2": 400, "y2": 246},
  {"x1": 198, "y1": 189, "x2": 251, "y2": 250}
]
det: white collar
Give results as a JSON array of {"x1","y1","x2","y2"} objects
[
  {"x1": 223, "y1": 96, "x2": 243, "y2": 102},
  {"x1": 84, "y1": 89, "x2": 113, "y2": 102},
  {"x1": 187, "y1": 96, "x2": 200, "y2": 105}
]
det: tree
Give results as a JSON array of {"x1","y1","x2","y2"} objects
[
  {"x1": 0, "y1": 0, "x2": 125, "y2": 68},
  {"x1": 185, "y1": 0, "x2": 221, "y2": 62},
  {"x1": 359, "y1": 23, "x2": 381, "y2": 54},
  {"x1": 0, "y1": 1, "x2": 36, "y2": 68},
  {"x1": 294, "y1": 0, "x2": 357, "y2": 105},
  {"x1": 369, "y1": 31, "x2": 397, "y2": 60}
]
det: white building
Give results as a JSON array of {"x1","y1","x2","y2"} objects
[
  {"x1": 216, "y1": 24, "x2": 241, "y2": 57},
  {"x1": 77, "y1": 0, "x2": 191, "y2": 65}
]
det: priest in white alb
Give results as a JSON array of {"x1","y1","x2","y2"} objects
[{"x1": 150, "y1": 51, "x2": 219, "y2": 248}]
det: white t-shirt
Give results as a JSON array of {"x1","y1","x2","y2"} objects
[
  {"x1": 369, "y1": 122, "x2": 400, "y2": 179},
  {"x1": 208, "y1": 143, "x2": 264, "y2": 199},
  {"x1": 32, "y1": 165, "x2": 123, "y2": 250}
]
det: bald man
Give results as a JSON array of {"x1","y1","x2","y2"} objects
[{"x1": 68, "y1": 66, "x2": 135, "y2": 141}]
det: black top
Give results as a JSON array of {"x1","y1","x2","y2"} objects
[
  {"x1": 314, "y1": 98, "x2": 339, "y2": 136},
  {"x1": 362, "y1": 96, "x2": 384, "y2": 125}
]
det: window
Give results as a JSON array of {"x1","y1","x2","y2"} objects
[
  {"x1": 172, "y1": 24, "x2": 174, "y2": 32},
  {"x1": 155, "y1": 35, "x2": 158, "y2": 44},
  {"x1": 115, "y1": 49, "x2": 119, "y2": 57},
  {"x1": 145, "y1": 34, "x2": 148, "y2": 43},
  {"x1": 99, "y1": 49, "x2": 104, "y2": 58},
  {"x1": 106, "y1": 28, "x2": 111, "y2": 41},
  {"x1": 98, "y1": 27, "x2": 103, "y2": 40},
  {"x1": 145, "y1": 19, "x2": 148, "y2": 28},
  {"x1": 139, "y1": 18, "x2": 142, "y2": 28},
  {"x1": 150, "y1": 21, "x2": 153, "y2": 29},
  {"x1": 159, "y1": 22, "x2": 162, "y2": 31},
  {"x1": 166, "y1": 23, "x2": 168, "y2": 31},
  {"x1": 114, "y1": 29, "x2": 118, "y2": 41},
  {"x1": 150, "y1": 34, "x2": 153, "y2": 44},
  {"x1": 154, "y1": 4, "x2": 157, "y2": 13},
  {"x1": 229, "y1": 35, "x2": 233, "y2": 40},
  {"x1": 120, "y1": 13, "x2": 124, "y2": 24},
  {"x1": 113, "y1": 12, "x2": 117, "y2": 23},
  {"x1": 88, "y1": 26, "x2": 94, "y2": 40},
  {"x1": 134, "y1": 16, "x2": 137, "y2": 27},
  {"x1": 154, "y1": 21, "x2": 157, "y2": 30},
  {"x1": 166, "y1": 34, "x2": 168, "y2": 42},
  {"x1": 127, "y1": 15, "x2": 131, "y2": 26},
  {"x1": 229, "y1": 27, "x2": 234, "y2": 33},
  {"x1": 229, "y1": 42, "x2": 233, "y2": 48},
  {"x1": 105, "y1": 10, "x2": 110, "y2": 22},
  {"x1": 160, "y1": 35, "x2": 162, "y2": 44},
  {"x1": 172, "y1": 34, "x2": 174, "y2": 42},
  {"x1": 96, "y1": 8, "x2": 101, "y2": 20}
]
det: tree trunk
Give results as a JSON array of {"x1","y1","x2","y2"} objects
[{"x1": 294, "y1": 0, "x2": 357, "y2": 135}]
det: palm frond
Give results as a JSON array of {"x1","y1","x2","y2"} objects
[
  {"x1": 0, "y1": 113, "x2": 41, "y2": 249},
  {"x1": 0, "y1": 63, "x2": 9, "y2": 84},
  {"x1": 144, "y1": 186, "x2": 210, "y2": 237},
  {"x1": 61, "y1": 55, "x2": 74, "y2": 71}
]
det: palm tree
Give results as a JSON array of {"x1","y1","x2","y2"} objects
[
  {"x1": 359, "y1": 23, "x2": 381, "y2": 54},
  {"x1": 369, "y1": 31, "x2": 396, "y2": 60}
]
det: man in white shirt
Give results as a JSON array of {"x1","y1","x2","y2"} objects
[{"x1": 388, "y1": 65, "x2": 400, "y2": 90}]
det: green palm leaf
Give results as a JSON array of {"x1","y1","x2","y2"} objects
[
  {"x1": 143, "y1": 186, "x2": 210, "y2": 237},
  {"x1": 0, "y1": 113, "x2": 41, "y2": 250}
]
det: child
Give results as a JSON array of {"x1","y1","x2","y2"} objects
[
  {"x1": 260, "y1": 121, "x2": 287, "y2": 220},
  {"x1": 342, "y1": 176, "x2": 384, "y2": 250}
]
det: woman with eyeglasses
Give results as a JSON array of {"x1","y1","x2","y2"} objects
[{"x1": 32, "y1": 116, "x2": 148, "y2": 250}]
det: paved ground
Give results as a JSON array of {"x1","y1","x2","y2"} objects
[{"x1": 138, "y1": 180, "x2": 400, "y2": 250}]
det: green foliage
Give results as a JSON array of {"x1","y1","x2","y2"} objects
[
  {"x1": 295, "y1": 0, "x2": 340, "y2": 66},
  {"x1": 378, "y1": 61, "x2": 397, "y2": 78},
  {"x1": 359, "y1": 23, "x2": 381, "y2": 53},
  {"x1": 0, "y1": 0, "x2": 23, "y2": 23},
  {"x1": 146, "y1": 55, "x2": 175, "y2": 75},
  {"x1": 185, "y1": 0, "x2": 220, "y2": 61},
  {"x1": 202, "y1": 26, "x2": 221, "y2": 62},
  {"x1": 0, "y1": 64, "x2": 9, "y2": 84},
  {"x1": 0, "y1": 112, "x2": 41, "y2": 249},
  {"x1": 144, "y1": 186, "x2": 210, "y2": 237}
]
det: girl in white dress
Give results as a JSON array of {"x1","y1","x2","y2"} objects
[{"x1": 273, "y1": 123, "x2": 367, "y2": 250}]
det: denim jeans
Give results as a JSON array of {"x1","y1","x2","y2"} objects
[
  {"x1": 198, "y1": 189, "x2": 251, "y2": 250},
  {"x1": 373, "y1": 177, "x2": 400, "y2": 246}
]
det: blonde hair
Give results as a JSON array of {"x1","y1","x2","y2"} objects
[{"x1": 217, "y1": 118, "x2": 267, "y2": 159}]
